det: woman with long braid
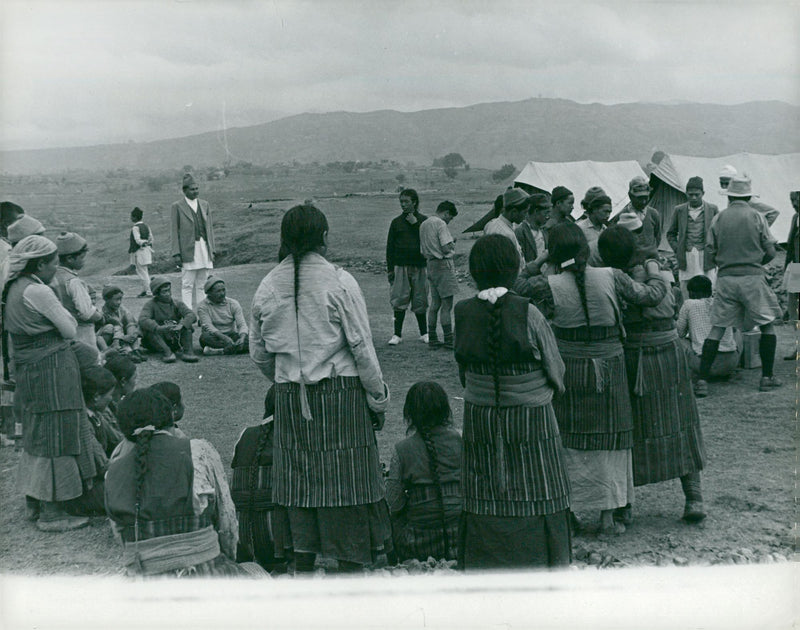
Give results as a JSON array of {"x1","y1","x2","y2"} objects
[
  {"x1": 519, "y1": 222, "x2": 668, "y2": 535},
  {"x1": 598, "y1": 226, "x2": 707, "y2": 524},
  {"x1": 104, "y1": 388, "x2": 259, "y2": 576},
  {"x1": 250, "y1": 204, "x2": 391, "y2": 574},
  {"x1": 454, "y1": 234, "x2": 570, "y2": 569},
  {"x1": 386, "y1": 381, "x2": 462, "y2": 562}
]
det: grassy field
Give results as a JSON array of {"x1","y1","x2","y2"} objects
[{"x1": 0, "y1": 168, "x2": 796, "y2": 575}]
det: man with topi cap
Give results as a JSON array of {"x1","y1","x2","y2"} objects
[
  {"x1": 485, "y1": 187, "x2": 530, "y2": 273},
  {"x1": 696, "y1": 174, "x2": 782, "y2": 396},
  {"x1": 515, "y1": 193, "x2": 551, "y2": 265},
  {"x1": 667, "y1": 176, "x2": 719, "y2": 298},
  {"x1": 719, "y1": 165, "x2": 778, "y2": 226},
  {"x1": 611, "y1": 176, "x2": 662, "y2": 259},
  {"x1": 170, "y1": 173, "x2": 216, "y2": 310},
  {"x1": 50, "y1": 232, "x2": 103, "y2": 349},
  {"x1": 196, "y1": 276, "x2": 249, "y2": 355},
  {"x1": 138, "y1": 276, "x2": 198, "y2": 363}
]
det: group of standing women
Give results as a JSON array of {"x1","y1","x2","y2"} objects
[
  {"x1": 248, "y1": 204, "x2": 706, "y2": 573},
  {"x1": 5, "y1": 202, "x2": 705, "y2": 575}
]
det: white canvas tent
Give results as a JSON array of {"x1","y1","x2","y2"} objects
[
  {"x1": 650, "y1": 152, "x2": 800, "y2": 246},
  {"x1": 514, "y1": 160, "x2": 647, "y2": 218}
]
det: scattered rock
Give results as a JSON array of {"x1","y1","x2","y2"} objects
[
  {"x1": 673, "y1": 556, "x2": 689, "y2": 567},
  {"x1": 772, "y1": 553, "x2": 787, "y2": 563},
  {"x1": 731, "y1": 553, "x2": 748, "y2": 565},
  {"x1": 588, "y1": 552, "x2": 603, "y2": 566},
  {"x1": 656, "y1": 556, "x2": 671, "y2": 567},
  {"x1": 391, "y1": 567, "x2": 409, "y2": 577}
]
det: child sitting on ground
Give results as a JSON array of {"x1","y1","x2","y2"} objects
[
  {"x1": 677, "y1": 274, "x2": 740, "y2": 386},
  {"x1": 103, "y1": 350, "x2": 137, "y2": 414},
  {"x1": 81, "y1": 366, "x2": 124, "y2": 457},
  {"x1": 149, "y1": 381, "x2": 188, "y2": 437},
  {"x1": 230, "y1": 386, "x2": 285, "y2": 573},
  {"x1": 385, "y1": 381, "x2": 462, "y2": 563},
  {"x1": 96, "y1": 286, "x2": 146, "y2": 362}
]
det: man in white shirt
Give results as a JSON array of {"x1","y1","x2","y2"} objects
[
  {"x1": 170, "y1": 173, "x2": 215, "y2": 310},
  {"x1": 484, "y1": 187, "x2": 529, "y2": 272}
]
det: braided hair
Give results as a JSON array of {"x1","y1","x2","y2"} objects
[
  {"x1": 598, "y1": 225, "x2": 636, "y2": 271},
  {"x1": 149, "y1": 381, "x2": 184, "y2": 423},
  {"x1": 116, "y1": 389, "x2": 175, "y2": 542},
  {"x1": 280, "y1": 204, "x2": 329, "y2": 313},
  {"x1": 548, "y1": 222, "x2": 592, "y2": 328},
  {"x1": 243, "y1": 385, "x2": 277, "y2": 558},
  {"x1": 1, "y1": 250, "x2": 58, "y2": 380},
  {"x1": 403, "y1": 381, "x2": 454, "y2": 560},
  {"x1": 467, "y1": 235, "x2": 521, "y2": 494}
]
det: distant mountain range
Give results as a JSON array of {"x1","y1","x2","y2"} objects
[{"x1": 1, "y1": 98, "x2": 797, "y2": 174}]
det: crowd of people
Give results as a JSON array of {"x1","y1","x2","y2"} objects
[{"x1": 0, "y1": 165, "x2": 795, "y2": 577}]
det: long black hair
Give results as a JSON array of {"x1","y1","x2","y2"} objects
[
  {"x1": 280, "y1": 204, "x2": 328, "y2": 313},
  {"x1": 403, "y1": 381, "x2": 454, "y2": 560},
  {"x1": 116, "y1": 389, "x2": 175, "y2": 542},
  {"x1": 467, "y1": 235, "x2": 521, "y2": 494},
  {"x1": 548, "y1": 222, "x2": 591, "y2": 328},
  {"x1": 598, "y1": 225, "x2": 636, "y2": 270}
]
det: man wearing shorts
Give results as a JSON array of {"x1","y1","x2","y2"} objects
[
  {"x1": 420, "y1": 201, "x2": 458, "y2": 349},
  {"x1": 695, "y1": 174, "x2": 782, "y2": 396},
  {"x1": 386, "y1": 188, "x2": 429, "y2": 345}
]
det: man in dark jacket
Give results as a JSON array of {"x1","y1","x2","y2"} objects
[
  {"x1": 386, "y1": 189, "x2": 429, "y2": 345},
  {"x1": 666, "y1": 176, "x2": 718, "y2": 298}
]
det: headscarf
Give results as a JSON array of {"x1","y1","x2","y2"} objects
[{"x1": 7, "y1": 235, "x2": 56, "y2": 283}]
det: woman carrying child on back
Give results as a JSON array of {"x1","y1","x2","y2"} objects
[
  {"x1": 105, "y1": 388, "x2": 261, "y2": 576},
  {"x1": 386, "y1": 381, "x2": 462, "y2": 563},
  {"x1": 454, "y1": 234, "x2": 571, "y2": 570}
]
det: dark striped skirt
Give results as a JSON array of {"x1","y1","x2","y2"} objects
[
  {"x1": 273, "y1": 376, "x2": 385, "y2": 507},
  {"x1": 623, "y1": 334, "x2": 705, "y2": 486},
  {"x1": 391, "y1": 482, "x2": 461, "y2": 563},
  {"x1": 14, "y1": 339, "x2": 85, "y2": 458},
  {"x1": 462, "y1": 401, "x2": 570, "y2": 517},
  {"x1": 553, "y1": 349, "x2": 633, "y2": 450}
]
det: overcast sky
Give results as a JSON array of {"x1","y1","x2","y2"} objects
[{"x1": 1, "y1": 0, "x2": 797, "y2": 151}]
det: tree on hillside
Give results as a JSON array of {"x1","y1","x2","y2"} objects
[
  {"x1": 491, "y1": 163, "x2": 517, "y2": 183},
  {"x1": 444, "y1": 167, "x2": 458, "y2": 180},
  {"x1": 433, "y1": 153, "x2": 467, "y2": 169}
]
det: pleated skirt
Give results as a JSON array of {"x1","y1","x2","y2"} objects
[{"x1": 623, "y1": 336, "x2": 705, "y2": 486}]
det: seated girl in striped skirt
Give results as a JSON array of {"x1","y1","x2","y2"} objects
[
  {"x1": 386, "y1": 382, "x2": 462, "y2": 563},
  {"x1": 230, "y1": 386, "x2": 286, "y2": 573}
]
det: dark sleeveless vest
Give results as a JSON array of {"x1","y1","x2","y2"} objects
[
  {"x1": 129, "y1": 223, "x2": 151, "y2": 253},
  {"x1": 454, "y1": 293, "x2": 539, "y2": 367},
  {"x1": 230, "y1": 424, "x2": 275, "y2": 511},
  {"x1": 105, "y1": 434, "x2": 211, "y2": 542}
]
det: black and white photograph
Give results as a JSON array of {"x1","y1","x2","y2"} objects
[{"x1": 0, "y1": 1, "x2": 797, "y2": 628}]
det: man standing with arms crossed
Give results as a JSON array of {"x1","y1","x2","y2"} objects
[{"x1": 171, "y1": 173, "x2": 216, "y2": 311}]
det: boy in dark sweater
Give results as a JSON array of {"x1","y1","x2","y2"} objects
[{"x1": 386, "y1": 188, "x2": 429, "y2": 345}]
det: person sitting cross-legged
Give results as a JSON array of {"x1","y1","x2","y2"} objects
[
  {"x1": 95, "y1": 285, "x2": 146, "y2": 362},
  {"x1": 138, "y1": 276, "x2": 198, "y2": 363},
  {"x1": 196, "y1": 276, "x2": 249, "y2": 355},
  {"x1": 677, "y1": 275, "x2": 740, "y2": 382}
]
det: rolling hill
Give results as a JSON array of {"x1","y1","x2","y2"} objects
[{"x1": 1, "y1": 98, "x2": 797, "y2": 174}]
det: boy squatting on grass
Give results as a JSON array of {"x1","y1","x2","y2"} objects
[{"x1": 95, "y1": 285, "x2": 146, "y2": 362}]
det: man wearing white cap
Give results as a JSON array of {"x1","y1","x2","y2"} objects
[
  {"x1": 50, "y1": 232, "x2": 103, "y2": 349},
  {"x1": 170, "y1": 173, "x2": 216, "y2": 310},
  {"x1": 719, "y1": 165, "x2": 778, "y2": 226},
  {"x1": 696, "y1": 174, "x2": 782, "y2": 395}
]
